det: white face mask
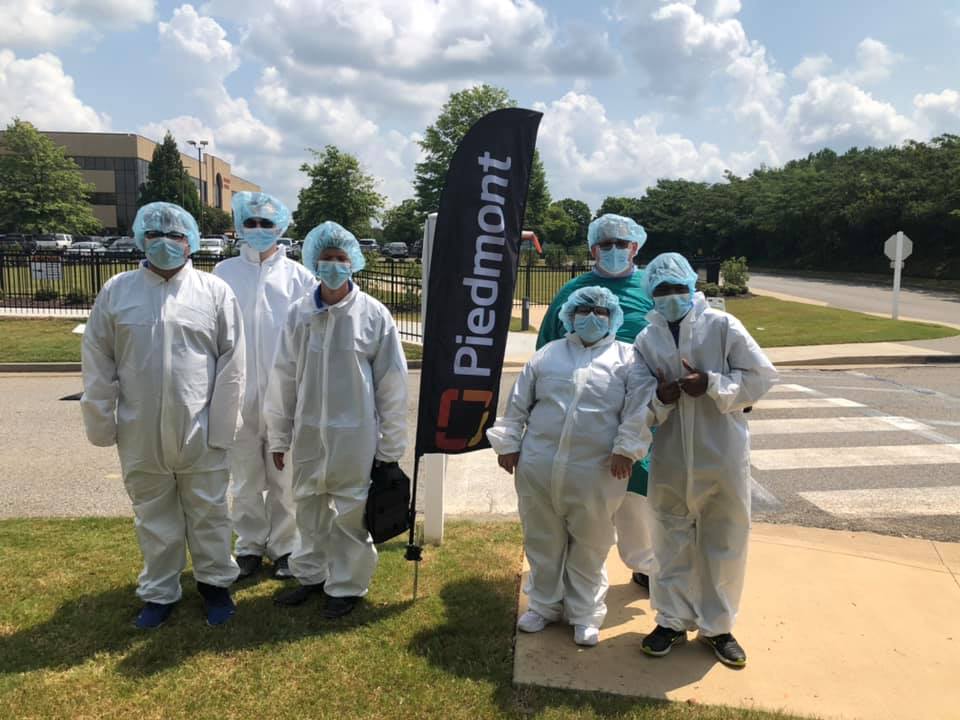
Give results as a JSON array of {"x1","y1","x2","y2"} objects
[{"x1": 654, "y1": 293, "x2": 693, "y2": 322}]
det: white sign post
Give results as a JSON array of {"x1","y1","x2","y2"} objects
[{"x1": 883, "y1": 231, "x2": 913, "y2": 320}]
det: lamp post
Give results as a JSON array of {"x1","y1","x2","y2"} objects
[{"x1": 187, "y1": 139, "x2": 209, "y2": 234}]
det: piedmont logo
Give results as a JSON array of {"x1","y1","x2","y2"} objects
[{"x1": 434, "y1": 388, "x2": 494, "y2": 451}]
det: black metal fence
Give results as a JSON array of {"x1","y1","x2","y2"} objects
[{"x1": 353, "y1": 262, "x2": 423, "y2": 341}]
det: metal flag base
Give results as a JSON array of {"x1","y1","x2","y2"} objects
[{"x1": 404, "y1": 455, "x2": 424, "y2": 601}]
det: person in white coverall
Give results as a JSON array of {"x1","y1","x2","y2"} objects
[
  {"x1": 265, "y1": 221, "x2": 408, "y2": 618},
  {"x1": 213, "y1": 192, "x2": 315, "y2": 581},
  {"x1": 633, "y1": 252, "x2": 777, "y2": 667},
  {"x1": 80, "y1": 201, "x2": 246, "y2": 629},
  {"x1": 487, "y1": 286, "x2": 654, "y2": 647}
]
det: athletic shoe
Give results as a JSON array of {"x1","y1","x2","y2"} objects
[
  {"x1": 322, "y1": 594, "x2": 361, "y2": 619},
  {"x1": 573, "y1": 625, "x2": 599, "y2": 646},
  {"x1": 641, "y1": 625, "x2": 687, "y2": 656},
  {"x1": 273, "y1": 582, "x2": 325, "y2": 606},
  {"x1": 196, "y1": 582, "x2": 236, "y2": 626},
  {"x1": 272, "y1": 554, "x2": 293, "y2": 579},
  {"x1": 235, "y1": 555, "x2": 262, "y2": 580},
  {"x1": 631, "y1": 572, "x2": 650, "y2": 589},
  {"x1": 517, "y1": 610, "x2": 549, "y2": 633},
  {"x1": 134, "y1": 602, "x2": 175, "y2": 629},
  {"x1": 699, "y1": 633, "x2": 747, "y2": 667}
]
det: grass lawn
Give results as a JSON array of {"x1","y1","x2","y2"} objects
[
  {"x1": 0, "y1": 519, "x2": 792, "y2": 720},
  {"x1": 509, "y1": 316, "x2": 539, "y2": 333},
  {"x1": 724, "y1": 296, "x2": 958, "y2": 347},
  {"x1": 0, "y1": 319, "x2": 426, "y2": 364}
]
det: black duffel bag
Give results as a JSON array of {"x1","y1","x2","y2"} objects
[{"x1": 365, "y1": 461, "x2": 411, "y2": 544}]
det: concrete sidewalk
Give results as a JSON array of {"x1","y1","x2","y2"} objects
[{"x1": 513, "y1": 523, "x2": 960, "y2": 720}]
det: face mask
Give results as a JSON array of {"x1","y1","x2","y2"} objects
[
  {"x1": 597, "y1": 246, "x2": 631, "y2": 274},
  {"x1": 316, "y1": 260, "x2": 353, "y2": 289},
  {"x1": 243, "y1": 228, "x2": 279, "y2": 252},
  {"x1": 145, "y1": 238, "x2": 187, "y2": 270},
  {"x1": 573, "y1": 312, "x2": 610, "y2": 344},
  {"x1": 654, "y1": 293, "x2": 693, "y2": 322}
]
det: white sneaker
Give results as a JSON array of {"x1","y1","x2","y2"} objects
[
  {"x1": 517, "y1": 610, "x2": 549, "y2": 633},
  {"x1": 574, "y1": 625, "x2": 599, "y2": 646}
]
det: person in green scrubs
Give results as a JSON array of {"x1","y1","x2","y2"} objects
[{"x1": 536, "y1": 213, "x2": 656, "y2": 588}]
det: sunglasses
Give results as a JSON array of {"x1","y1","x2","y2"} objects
[
  {"x1": 144, "y1": 230, "x2": 187, "y2": 241},
  {"x1": 574, "y1": 306, "x2": 611, "y2": 317},
  {"x1": 243, "y1": 218, "x2": 275, "y2": 229},
  {"x1": 595, "y1": 239, "x2": 631, "y2": 250}
]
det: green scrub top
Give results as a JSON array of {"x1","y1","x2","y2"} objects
[{"x1": 535, "y1": 268, "x2": 655, "y2": 496}]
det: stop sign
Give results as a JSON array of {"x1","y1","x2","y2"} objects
[{"x1": 884, "y1": 232, "x2": 913, "y2": 261}]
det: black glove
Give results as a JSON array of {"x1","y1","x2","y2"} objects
[{"x1": 370, "y1": 460, "x2": 409, "y2": 487}]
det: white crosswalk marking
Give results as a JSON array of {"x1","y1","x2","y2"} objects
[
  {"x1": 749, "y1": 416, "x2": 934, "y2": 435},
  {"x1": 799, "y1": 487, "x2": 960, "y2": 517},
  {"x1": 751, "y1": 443, "x2": 960, "y2": 471},
  {"x1": 768, "y1": 384, "x2": 818, "y2": 393},
  {"x1": 754, "y1": 397, "x2": 865, "y2": 410}
]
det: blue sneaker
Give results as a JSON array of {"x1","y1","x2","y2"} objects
[
  {"x1": 135, "y1": 601, "x2": 175, "y2": 629},
  {"x1": 197, "y1": 581, "x2": 236, "y2": 626}
]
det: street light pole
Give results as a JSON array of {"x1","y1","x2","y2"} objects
[{"x1": 187, "y1": 139, "x2": 209, "y2": 234}]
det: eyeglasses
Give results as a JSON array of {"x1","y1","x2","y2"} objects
[
  {"x1": 144, "y1": 230, "x2": 187, "y2": 241},
  {"x1": 574, "y1": 306, "x2": 611, "y2": 317},
  {"x1": 595, "y1": 239, "x2": 631, "y2": 250},
  {"x1": 243, "y1": 218, "x2": 275, "y2": 229}
]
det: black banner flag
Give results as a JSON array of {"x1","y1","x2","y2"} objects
[{"x1": 415, "y1": 108, "x2": 542, "y2": 457}]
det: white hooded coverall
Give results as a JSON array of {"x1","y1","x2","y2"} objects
[
  {"x1": 486, "y1": 333, "x2": 653, "y2": 627},
  {"x1": 263, "y1": 285, "x2": 408, "y2": 598},
  {"x1": 213, "y1": 245, "x2": 315, "y2": 560},
  {"x1": 633, "y1": 293, "x2": 777, "y2": 636},
  {"x1": 81, "y1": 261, "x2": 246, "y2": 603}
]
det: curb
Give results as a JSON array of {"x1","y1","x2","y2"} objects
[
  {"x1": 774, "y1": 354, "x2": 960, "y2": 367},
  {"x1": 0, "y1": 362, "x2": 82, "y2": 373}
]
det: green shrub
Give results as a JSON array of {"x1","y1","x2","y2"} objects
[
  {"x1": 721, "y1": 283, "x2": 746, "y2": 296},
  {"x1": 700, "y1": 282, "x2": 721, "y2": 297},
  {"x1": 721, "y1": 256, "x2": 750, "y2": 288},
  {"x1": 33, "y1": 288, "x2": 59, "y2": 302},
  {"x1": 569, "y1": 246, "x2": 591, "y2": 266},
  {"x1": 64, "y1": 288, "x2": 91, "y2": 306},
  {"x1": 543, "y1": 245, "x2": 568, "y2": 269}
]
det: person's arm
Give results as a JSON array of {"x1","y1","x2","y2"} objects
[
  {"x1": 535, "y1": 296, "x2": 567, "y2": 349},
  {"x1": 80, "y1": 284, "x2": 119, "y2": 446},
  {"x1": 371, "y1": 313, "x2": 408, "y2": 463},
  {"x1": 633, "y1": 336, "x2": 677, "y2": 424},
  {"x1": 264, "y1": 306, "x2": 301, "y2": 457},
  {"x1": 486, "y1": 355, "x2": 539, "y2": 456},
  {"x1": 614, "y1": 364, "x2": 656, "y2": 462},
  {"x1": 207, "y1": 285, "x2": 246, "y2": 449},
  {"x1": 705, "y1": 315, "x2": 779, "y2": 414}
]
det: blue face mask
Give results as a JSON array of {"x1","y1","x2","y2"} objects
[
  {"x1": 145, "y1": 238, "x2": 187, "y2": 270},
  {"x1": 597, "y1": 246, "x2": 631, "y2": 275},
  {"x1": 573, "y1": 312, "x2": 610, "y2": 344},
  {"x1": 243, "y1": 228, "x2": 279, "y2": 252},
  {"x1": 316, "y1": 260, "x2": 353, "y2": 289},
  {"x1": 654, "y1": 293, "x2": 693, "y2": 322}
]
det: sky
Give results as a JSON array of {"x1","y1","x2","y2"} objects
[{"x1": 2, "y1": 0, "x2": 959, "y2": 214}]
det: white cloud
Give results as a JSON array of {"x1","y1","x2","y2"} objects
[
  {"x1": 534, "y1": 91, "x2": 730, "y2": 207},
  {"x1": 158, "y1": 4, "x2": 238, "y2": 70},
  {"x1": 849, "y1": 37, "x2": 900, "y2": 84},
  {"x1": 913, "y1": 89, "x2": 960, "y2": 135},
  {"x1": 792, "y1": 54, "x2": 832, "y2": 82},
  {"x1": 0, "y1": 50, "x2": 110, "y2": 131},
  {"x1": 138, "y1": 115, "x2": 217, "y2": 156},
  {"x1": 0, "y1": 0, "x2": 154, "y2": 49}
]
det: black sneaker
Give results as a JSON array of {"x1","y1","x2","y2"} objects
[
  {"x1": 641, "y1": 625, "x2": 687, "y2": 657},
  {"x1": 631, "y1": 572, "x2": 650, "y2": 589},
  {"x1": 235, "y1": 554, "x2": 262, "y2": 580},
  {"x1": 273, "y1": 582, "x2": 325, "y2": 606},
  {"x1": 322, "y1": 594, "x2": 361, "y2": 619},
  {"x1": 196, "y1": 582, "x2": 236, "y2": 626},
  {"x1": 272, "y1": 554, "x2": 293, "y2": 579},
  {"x1": 699, "y1": 633, "x2": 747, "y2": 667}
]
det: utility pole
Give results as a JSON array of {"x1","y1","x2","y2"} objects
[{"x1": 188, "y1": 139, "x2": 209, "y2": 234}]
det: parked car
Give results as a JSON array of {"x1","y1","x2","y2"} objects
[
  {"x1": 358, "y1": 238, "x2": 381, "y2": 254},
  {"x1": 277, "y1": 237, "x2": 302, "y2": 260},
  {"x1": 411, "y1": 238, "x2": 423, "y2": 261},
  {"x1": 1, "y1": 233, "x2": 36, "y2": 253},
  {"x1": 382, "y1": 241, "x2": 408, "y2": 259},
  {"x1": 105, "y1": 237, "x2": 140, "y2": 256},
  {"x1": 66, "y1": 240, "x2": 107, "y2": 256},
  {"x1": 195, "y1": 237, "x2": 226, "y2": 258},
  {"x1": 34, "y1": 233, "x2": 73, "y2": 250}
]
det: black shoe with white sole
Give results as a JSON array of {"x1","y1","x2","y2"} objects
[
  {"x1": 273, "y1": 582, "x2": 325, "y2": 606},
  {"x1": 641, "y1": 625, "x2": 687, "y2": 656},
  {"x1": 631, "y1": 572, "x2": 650, "y2": 589},
  {"x1": 235, "y1": 554, "x2": 262, "y2": 580},
  {"x1": 322, "y1": 594, "x2": 361, "y2": 619},
  {"x1": 699, "y1": 633, "x2": 747, "y2": 667}
]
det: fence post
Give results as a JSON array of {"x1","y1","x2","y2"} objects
[{"x1": 521, "y1": 252, "x2": 532, "y2": 331}]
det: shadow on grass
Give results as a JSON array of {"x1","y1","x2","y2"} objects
[
  {"x1": 0, "y1": 577, "x2": 410, "y2": 679},
  {"x1": 407, "y1": 576, "x2": 718, "y2": 718}
]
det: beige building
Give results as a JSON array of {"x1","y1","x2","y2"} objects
[{"x1": 41, "y1": 131, "x2": 260, "y2": 234}]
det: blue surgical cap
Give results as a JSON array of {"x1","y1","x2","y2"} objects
[
  {"x1": 133, "y1": 201, "x2": 200, "y2": 253},
  {"x1": 232, "y1": 191, "x2": 291, "y2": 238},
  {"x1": 302, "y1": 221, "x2": 366, "y2": 273},
  {"x1": 558, "y1": 285, "x2": 625, "y2": 335},
  {"x1": 587, "y1": 214, "x2": 647, "y2": 249},
  {"x1": 645, "y1": 252, "x2": 698, "y2": 296}
]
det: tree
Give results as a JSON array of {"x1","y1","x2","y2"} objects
[
  {"x1": 414, "y1": 84, "x2": 551, "y2": 228},
  {"x1": 137, "y1": 131, "x2": 201, "y2": 219},
  {"x1": 0, "y1": 118, "x2": 101, "y2": 233},
  {"x1": 292, "y1": 145, "x2": 385, "y2": 237},
  {"x1": 200, "y1": 206, "x2": 233, "y2": 236},
  {"x1": 553, "y1": 198, "x2": 591, "y2": 243},
  {"x1": 541, "y1": 204, "x2": 579, "y2": 250},
  {"x1": 382, "y1": 199, "x2": 424, "y2": 246}
]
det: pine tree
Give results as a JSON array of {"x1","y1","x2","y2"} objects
[{"x1": 137, "y1": 131, "x2": 202, "y2": 219}]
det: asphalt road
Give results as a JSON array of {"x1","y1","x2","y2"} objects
[{"x1": 750, "y1": 271, "x2": 960, "y2": 327}]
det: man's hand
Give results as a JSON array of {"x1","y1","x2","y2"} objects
[
  {"x1": 498, "y1": 452, "x2": 520, "y2": 474},
  {"x1": 678, "y1": 358, "x2": 708, "y2": 397},
  {"x1": 272, "y1": 452, "x2": 285, "y2": 471},
  {"x1": 371, "y1": 460, "x2": 408, "y2": 486},
  {"x1": 656, "y1": 368, "x2": 681, "y2": 404},
  {"x1": 610, "y1": 453, "x2": 634, "y2": 480}
]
